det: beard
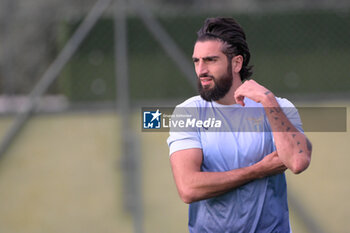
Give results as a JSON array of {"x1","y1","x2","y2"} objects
[{"x1": 197, "y1": 67, "x2": 233, "y2": 102}]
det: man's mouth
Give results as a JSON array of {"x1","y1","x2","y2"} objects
[{"x1": 200, "y1": 77, "x2": 213, "y2": 86}]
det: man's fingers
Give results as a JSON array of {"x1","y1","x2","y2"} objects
[
  {"x1": 234, "y1": 89, "x2": 245, "y2": 106},
  {"x1": 263, "y1": 151, "x2": 288, "y2": 174},
  {"x1": 234, "y1": 91, "x2": 244, "y2": 106},
  {"x1": 236, "y1": 96, "x2": 245, "y2": 106}
]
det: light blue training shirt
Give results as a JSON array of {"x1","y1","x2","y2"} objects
[{"x1": 167, "y1": 96, "x2": 303, "y2": 233}]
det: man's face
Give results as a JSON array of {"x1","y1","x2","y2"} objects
[{"x1": 192, "y1": 40, "x2": 233, "y2": 101}]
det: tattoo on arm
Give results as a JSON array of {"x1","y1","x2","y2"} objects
[
  {"x1": 273, "y1": 107, "x2": 281, "y2": 113},
  {"x1": 265, "y1": 91, "x2": 271, "y2": 95}
]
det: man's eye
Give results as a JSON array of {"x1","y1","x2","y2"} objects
[{"x1": 205, "y1": 58, "x2": 216, "y2": 62}]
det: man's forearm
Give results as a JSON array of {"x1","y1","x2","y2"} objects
[
  {"x1": 171, "y1": 150, "x2": 286, "y2": 204},
  {"x1": 261, "y1": 93, "x2": 311, "y2": 174},
  {"x1": 178, "y1": 165, "x2": 260, "y2": 203}
]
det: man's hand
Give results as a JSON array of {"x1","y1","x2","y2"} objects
[
  {"x1": 254, "y1": 151, "x2": 287, "y2": 178},
  {"x1": 234, "y1": 80, "x2": 273, "y2": 106}
]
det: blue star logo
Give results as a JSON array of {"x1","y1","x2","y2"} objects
[{"x1": 143, "y1": 109, "x2": 162, "y2": 129}]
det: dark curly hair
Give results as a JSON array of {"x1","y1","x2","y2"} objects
[{"x1": 196, "y1": 17, "x2": 253, "y2": 81}]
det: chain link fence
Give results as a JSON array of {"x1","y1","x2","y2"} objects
[{"x1": 1, "y1": 0, "x2": 349, "y2": 104}]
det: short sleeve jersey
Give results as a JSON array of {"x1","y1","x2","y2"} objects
[{"x1": 167, "y1": 95, "x2": 303, "y2": 233}]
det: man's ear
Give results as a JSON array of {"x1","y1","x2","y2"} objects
[{"x1": 232, "y1": 55, "x2": 243, "y2": 73}]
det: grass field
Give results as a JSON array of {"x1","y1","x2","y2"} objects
[{"x1": 0, "y1": 99, "x2": 348, "y2": 233}]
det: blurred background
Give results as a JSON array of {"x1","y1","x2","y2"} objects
[{"x1": 0, "y1": 0, "x2": 349, "y2": 232}]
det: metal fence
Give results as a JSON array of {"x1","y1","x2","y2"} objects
[{"x1": 1, "y1": 0, "x2": 350, "y2": 101}]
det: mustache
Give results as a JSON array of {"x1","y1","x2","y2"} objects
[{"x1": 198, "y1": 74, "x2": 214, "y2": 79}]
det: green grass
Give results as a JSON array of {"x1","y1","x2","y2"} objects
[{"x1": 0, "y1": 113, "x2": 132, "y2": 233}]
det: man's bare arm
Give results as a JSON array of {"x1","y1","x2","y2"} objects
[
  {"x1": 262, "y1": 94, "x2": 312, "y2": 174},
  {"x1": 170, "y1": 148, "x2": 286, "y2": 204},
  {"x1": 234, "y1": 80, "x2": 312, "y2": 174}
]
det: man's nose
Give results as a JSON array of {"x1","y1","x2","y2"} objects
[{"x1": 197, "y1": 61, "x2": 209, "y2": 76}]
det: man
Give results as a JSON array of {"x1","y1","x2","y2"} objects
[{"x1": 167, "y1": 17, "x2": 312, "y2": 233}]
